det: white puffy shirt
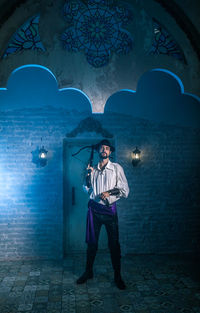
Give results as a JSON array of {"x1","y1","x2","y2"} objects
[{"x1": 83, "y1": 160, "x2": 129, "y2": 205}]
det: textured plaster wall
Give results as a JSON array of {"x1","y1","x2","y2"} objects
[
  {"x1": 0, "y1": 108, "x2": 89, "y2": 260},
  {"x1": 0, "y1": 65, "x2": 199, "y2": 260},
  {"x1": 0, "y1": 0, "x2": 199, "y2": 261},
  {"x1": 0, "y1": 108, "x2": 199, "y2": 260},
  {"x1": 103, "y1": 113, "x2": 200, "y2": 256},
  {"x1": 0, "y1": 0, "x2": 199, "y2": 112}
]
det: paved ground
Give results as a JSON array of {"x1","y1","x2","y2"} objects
[{"x1": 0, "y1": 253, "x2": 199, "y2": 313}]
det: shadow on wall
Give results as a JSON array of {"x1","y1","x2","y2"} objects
[
  {"x1": 0, "y1": 64, "x2": 199, "y2": 127},
  {"x1": 105, "y1": 69, "x2": 200, "y2": 128}
]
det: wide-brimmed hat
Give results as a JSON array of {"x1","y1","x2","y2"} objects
[{"x1": 94, "y1": 139, "x2": 115, "y2": 152}]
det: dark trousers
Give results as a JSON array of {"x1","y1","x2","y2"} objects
[{"x1": 86, "y1": 211, "x2": 121, "y2": 274}]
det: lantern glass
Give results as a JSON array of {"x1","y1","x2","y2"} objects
[
  {"x1": 135, "y1": 153, "x2": 140, "y2": 159},
  {"x1": 132, "y1": 147, "x2": 141, "y2": 166},
  {"x1": 132, "y1": 147, "x2": 141, "y2": 159},
  {"x1": 39, "y1": 152, "x2": 46, "y2": 159},
  {"x1": 39, "y1": 147, "x2": 48, "y2": 160}
]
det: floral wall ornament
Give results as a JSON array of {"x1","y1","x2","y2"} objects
[
  {"x1": 2, "y1": 15, "x2": 45, "y2": 58},
  {"x1": 61, "y1": 0, "x2": 133, "y2": 67},
  {"x1": 149, "y1": 18, "x2": 186, "y2": 64}
]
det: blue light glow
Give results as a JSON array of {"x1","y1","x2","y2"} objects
[{"x1": 0, "y1": 64, "x2": 92, "y2": 112}]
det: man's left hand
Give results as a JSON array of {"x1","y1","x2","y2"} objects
[{"x1": 100, "y1": 191, "x2": 110, "y2": 200}]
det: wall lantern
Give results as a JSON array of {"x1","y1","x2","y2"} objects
[
  {"x1": 38, "y1": 146, "x2": 48, "y2": 167},
  {"x1": 132, "y1": 147, "x2": 141, "y2": 166}
]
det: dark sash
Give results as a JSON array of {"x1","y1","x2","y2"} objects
[{"x1": 86, "y1": 199, "x2": 117, "y2": 244}]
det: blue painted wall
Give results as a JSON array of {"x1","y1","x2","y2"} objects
[{"x1": 0, "y1": 65, "x2": 199, "y2": 260}]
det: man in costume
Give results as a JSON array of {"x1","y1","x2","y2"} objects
[{"x1": 76, "y1": 139, "x2": 129, "y2": 289}]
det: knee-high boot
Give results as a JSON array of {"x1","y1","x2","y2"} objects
[
  {"x1": 86, "y1": 244, "x2": 98, "y2": 272},
  {"x1": 109, "y1": 243, "x2": 121, "y2": 274},
  {"x1": 76, "y1": 244, "x2": 97, "y2": 284},
  {"x1": 109, "y1": 243, "x2": 126, "y2": 290}
]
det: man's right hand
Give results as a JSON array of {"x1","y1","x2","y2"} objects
[{"x1": 86, "y1": 165, "x2": 94, "y2": 174}]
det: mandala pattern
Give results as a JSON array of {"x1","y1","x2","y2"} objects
[
  {"x1": 61, "y1": 0, "x2": 133, "y2": 67},
  {"x1": 3, "y1": 15, "x2": 45, "y2": 58},
  {"x1": 149, "y1": 18, "x2": 186, "y2": 63}
]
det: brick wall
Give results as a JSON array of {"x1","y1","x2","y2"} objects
[
  {"x1": 0, "y1": 109, "x2": 90, "y2": 260},
  {"x1": 102, "y1": 113, "x2": 200, "y2": 256},
  {"x1": 0, "y1": 109, "x2": 199, "y2": 260}
]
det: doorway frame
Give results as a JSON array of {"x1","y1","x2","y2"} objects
[{"x1": 63, "y1": 137, "x2": 115, "y2": 257}]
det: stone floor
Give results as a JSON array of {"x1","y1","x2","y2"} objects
[{"x1": 0, "y1": 253, "x2": 199, "y2": 313}]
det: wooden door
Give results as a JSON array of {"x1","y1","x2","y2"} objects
[{"x1": 63, "y1": 139, "x2": 110, "y2": 254}]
